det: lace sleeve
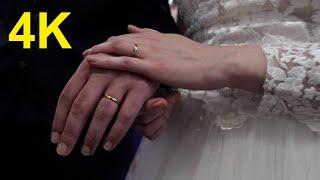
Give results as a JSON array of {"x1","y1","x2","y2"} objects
[
  {"x1": 259, "y1": 43, "x2": 320, "y2": 132},
  {"x1": 179, "y1": 43, "x2": 320, "y2": 132}
]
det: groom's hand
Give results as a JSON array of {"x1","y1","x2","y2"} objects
[{"x1": 51, "y1": 59, "x2": 159, "y2": 156}]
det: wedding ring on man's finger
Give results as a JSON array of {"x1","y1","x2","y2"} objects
[{"x1": 104, "y1": 94, "x2": 119, "y2": 105}]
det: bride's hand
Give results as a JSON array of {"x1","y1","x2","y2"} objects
[
  {"x1": 136, "y1": 91, "x2": 180, "y2": 140},
  {"x1": 84, "y1": 25, "x2": 267, "y2": 92}
]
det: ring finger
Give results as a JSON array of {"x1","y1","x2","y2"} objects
[
  {"x1": 84, "y1": 37, "x2": 148, "y2": 58},
  {"x1": 56, "y1": 74, "x2": 112, "y2": 156},
  {"x1": 81, "y1": 82, "x2": 128, "y2": 156}
]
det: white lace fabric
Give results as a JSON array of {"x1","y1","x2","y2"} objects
[
  {"x1": 126, "y1": 1, "x2": 320, "y2": 180},
  {"x1": 176, "y1": 0, "x2": 320, "y2": 132},
  {"x1": 260, "y1": 43, "x2": 320, "y2": 132}
]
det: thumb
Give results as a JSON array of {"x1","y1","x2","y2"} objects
[
  {"x1": 128, "y1": 25, "x2": 159, "y2": 34},
  {"x1": 140, "y1": 98, "x2": 168, "y2": 115},
  {"x1": 128, "y1": 25, "x2": 144, "y2": 33}
]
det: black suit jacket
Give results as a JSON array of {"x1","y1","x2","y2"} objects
[{"x1": 0, "y1": 1, "x2": 177, "y2": 179}]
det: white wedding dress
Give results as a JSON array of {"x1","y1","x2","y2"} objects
[{"x1": 127, "y1": 0, "x2": 320, "y2": 179}]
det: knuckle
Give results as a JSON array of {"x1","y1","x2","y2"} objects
[
  {"x1": 119, "y1": 113, "x2": 132, "y2": 125},
  {"x1": 110, "y1": 38, "x2": 124, "y2": 50},
  {"x1": 94, "y1": 100, "x2": 117, "y2": 121},
  {"x1": 59, "y1": 89, "x2": 73, "y2": 104},
  {"x1": 117, "y1": 119, "x2": 133, "y2": 131},
  {"x1": 107, "y1": 36, "x2": 116, "y2": 42},
  {"x1": 134, "y1": 78, "x2": 149, "y2": 87},
  {"x1": 61, "y1": 129, "x2": 77, "y2": 144},
  {"x1": 132, "y1": 80, "x2": 155, "y2": 92},
  {"x1": 116, "y1": 72, "x2": 133, "y2": 81},
  {"x1": 110, "y1": 81, "x2": 131, "y2": 92},
  {"x1": 114, "y1": 75, "x2": 133, "y2": 89},
  {"x1": 71, "y1": 100, "x2": 87, "y2": 117},
  {"x1": 94, "y1": 109, "x2": 108, "y2": 122},
  {"x1": 126, "y1": 101, "x2": 140, "y2": 111},
  {"x1": 118, "y1": 74, "x2": 141, "y2": 87},
  {"x1": 121, "y1": 57, "x2": 134, "y2": 69},
  {"x1": 90, "y1": 45, "x2": 98, "y2": 52}
]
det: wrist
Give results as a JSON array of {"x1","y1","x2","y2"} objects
[
  {"x1": 231, "y1": 45, "x2": 267, "y2": 93},
  {"x1": 224, "y1": 45, "x2": 267, "y2": 93}
]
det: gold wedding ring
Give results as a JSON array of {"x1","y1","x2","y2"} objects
[
  {"x1": 104, "y1": 94, "x2": 119, "y2": 105},
  {"x1": 133, "y1": 43, "x2": 139, "y2": 56}
]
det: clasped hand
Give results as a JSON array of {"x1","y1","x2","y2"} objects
[
  {"x1": 51, "y1": 24, "x2": 266, "y2": 157},
  {"x1": 86, "y1": 25, "x2": 266, "y2": 92},
  {"x1": 51, "y1": 55, "x2": 180, "y2": 157}
]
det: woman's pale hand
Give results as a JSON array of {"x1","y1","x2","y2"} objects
[{"x1": 85, "y1": 25, "x2": 267, "y2": 92}]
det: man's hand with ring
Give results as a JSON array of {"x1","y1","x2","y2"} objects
[{"x1": 51, "y1": 59, "x2": 159, "y2": 156}]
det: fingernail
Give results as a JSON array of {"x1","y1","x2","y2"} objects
[
  {"x1": 86, "y1": 57, "x2": 96, "y2": 64},
  {"x1": 51, "y1": 132, "x2": 60, "y2": 144},
  {"x1": 128, "y1": 24, "x2": 139, "y2": 29},
  {"x1": 154, "y1": 101, "x2": 167, "y2": 108},
  {"x1": 103, "y1": 141, "x2": 113, "y2": 151},
  {"x1": 82, "y1": 49, "x2": 91, "y2": 56},
  {"x1": 56, "y1": 143, "x2": 68, "y2": 156},
  {"x1": 87, "y1": 59, "x2": 96, "y2": 64},
  {"x1": 81, "y1": 145, "x2": 92, "y2": 156}
]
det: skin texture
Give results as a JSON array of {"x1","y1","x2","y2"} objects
[
  {"x1": 52, "y1": 24, "x2": 266, "y2": 157},
  {"x1": 85, "y1": 25, "x2": 267, "y2": 93},
  {"x1": 134, "y1": 91, "x2": 180, "y2": 140},
  {"x1": 51, "y1": 58, "x2": 180, "y2": 157}
]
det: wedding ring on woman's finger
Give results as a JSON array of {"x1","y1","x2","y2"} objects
[
  {"x1": 104, "y1": 94, "x2": 119, "y2": 105},
  {"x1": 133, "y1": 43, "x2": 139, "y2": 56}
]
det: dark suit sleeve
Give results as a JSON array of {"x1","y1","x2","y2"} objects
[{"x1": 127, "y1": 0, "x2": 178, "y2": 34}]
